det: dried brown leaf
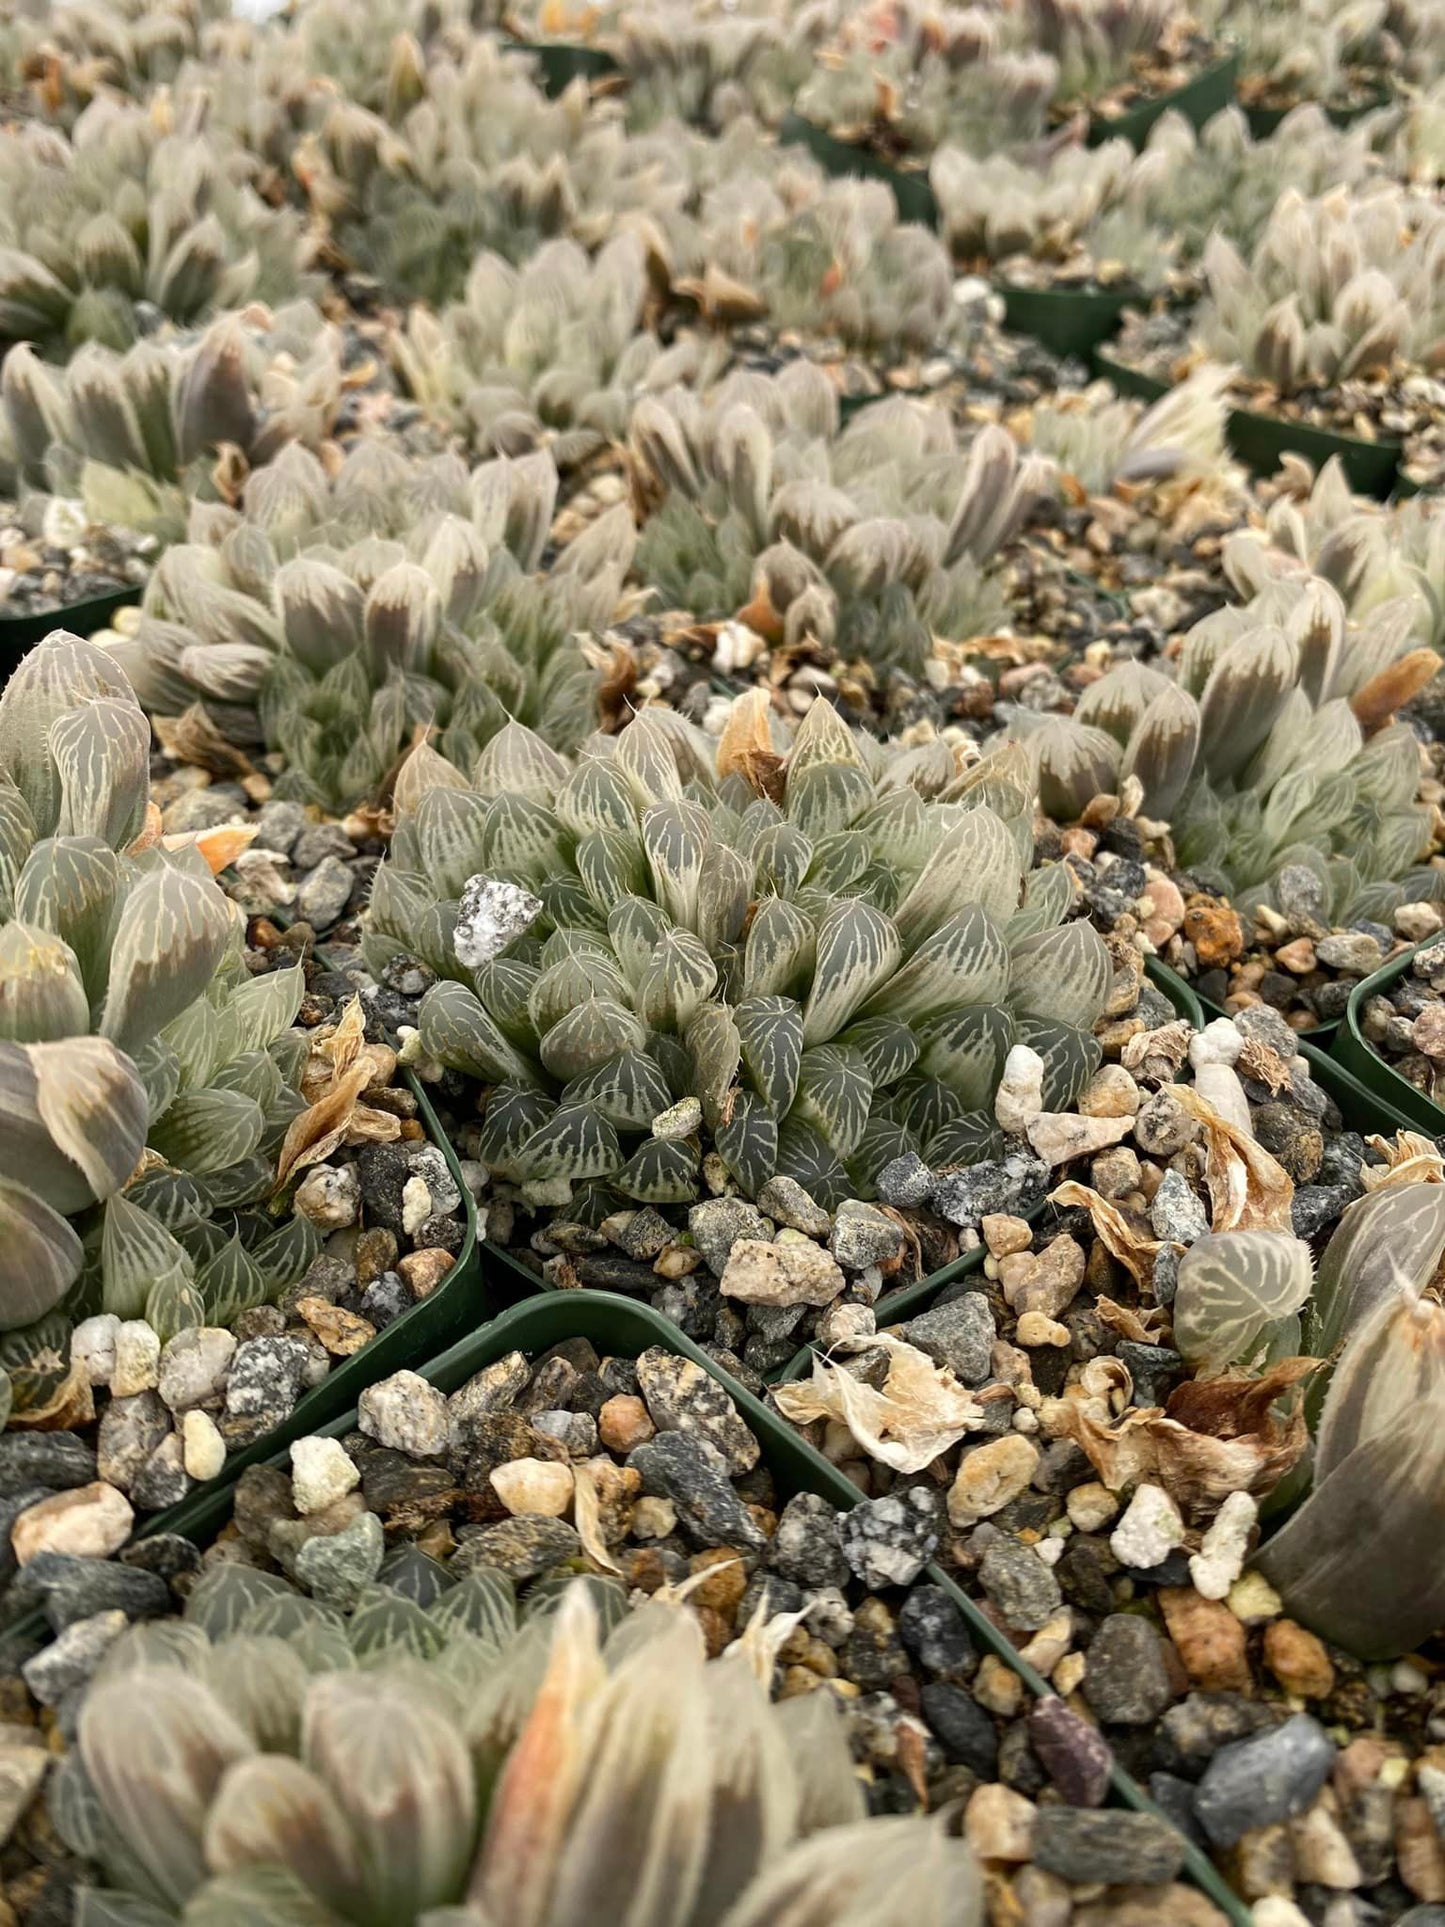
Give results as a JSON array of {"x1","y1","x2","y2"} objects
[
  {"x1": 1359, "y1": 1131, "x2": 1445, "y2": 1190},
  {"x1": 572, "y1": 1462, "x2": 621, "y2": 1576},
  {"x1": 772, "y1": 1335, "x2": 981, "y2": 1473},
  {"x1": 1050, "y1": 1393, "x2": 1308, "y2": 1518},
  {"x1": 1164, "y1": 1355, "x2": 1319, "y2": 1438},
  {"x1": 152, "y1": 705, "x2": 256, "y2": 779},
  {"x1": 1350, "y1": 648, "x2": 1441, "y2": 735},
  {"x1": 1172, "y1": 1084, "x2": 1294, "y2": 1233},
  {"x1": 1050, "y1": 1180, "x2": 1167, "y2": 1288},
  {"x1": 275, "y1": 1058, "x2": 370, "y2": 1186}
]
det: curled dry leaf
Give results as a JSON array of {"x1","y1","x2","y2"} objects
[
  {"x1": 1359, "y1": 1131, "x2": 1445, "y2": 1191},
  {"x1": 572, "y1": 1461, "x2": 621, "y2": 1577},
  {"x1": 772, "y1": 1335, "x2": 981, "y2": 1474},
  {"x1": 1094, "y1": 1297, "x2": 1170, "y2": 1345},
  {"x1": 1049, "y1": 1355, "x2": 1313, "y2": 1519},
  {"x1": 152, "y1": 704, "x2": 255, "y2": 779},
  {"x1": 1050, "y1": 1180, "x2": 1168, "y2": 1290},
  {"x1": 1121, "y1": 1019, "x2": 1192, "y2": 1081},
  {"x1": 276, "y1": 996, "x2": 401, "y2": 1187},
  {"x1": 1350, "y1": 648, "x2": 1442, "y2": 736},
  {"x1": 1172, "y1": 1084, "x2": 1294, "y2": 1233}
]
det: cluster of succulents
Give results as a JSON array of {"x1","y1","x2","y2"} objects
[
  {"x1": 0, "y1": 93, "x2": 310, "y2": 358},
  {"x1": 98, "y1": 438, "x2": 614, "y2": 812},
  {"x1": 1024, "y1": 0, "x2": 1204, "y2": 109},
  {"x1": 369, "y1": 692, "x2": 1111, "y2": 1213},
  {"x1": 0, "y1": 636, "x2": 316, "y2": 1415},
  {"x1": 1022, "y1": 575, "x2": 1436, "y2": 922}
]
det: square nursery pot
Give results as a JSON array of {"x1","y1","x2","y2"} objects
[
  {"x1": 1155, "y1": 962, "x2": 1340, "y2": 1050},
  {"x1": 11, "y1": 1285, "x2": 1250, "y2": 1926},
  {"x1": 1093, "y1": 351, "x2": 1402, "y2": 498},
  {"x1": 998, "y1": 282, "x2": 1134, "y2": 359},
  {"x1": 1334, "y1": 937, "x2": 1445, "y2": 1134},
  {"x1": 1300, "y1": 1035, "x2": 1418, "y2": 1137},
  {"x1": 1242, "y1": 91, "x2": 1391, "y2": 139},
  {"x1": 778, "y1": 112, "x2": 939, "y2": 229},
  {"x1": 0, "y1": 1074, "x2": 499, "y2": 1653},
  {"x1": 0, "y1": 585, "x2": 141, "y2": 687},
  {"x1": 1086, "y1": 48, "x2": 1240, "y2": 148},
  {"x1": 502, "y1": 35, "x2": 619, "y2": 93}
]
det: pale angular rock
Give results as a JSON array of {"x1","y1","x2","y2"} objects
[
  {"x1": 454, "y1": 875, "x2": 542, "y2": 969},
  {"x1": 290, "y1": 1436, "x2": 361, "y2": 1515},
  {"x1": 157, "y1": 1328, "x2": 236, "y2": 1413},
  {"x1": 110, "y1": 1320, "x2": 161, "y2": 1397},
  {"x1": 598, "y1": 1395, "x2": 654, "y2": 1454},
  {"x1": 71, "y1": 1315, "x2": 120, "y2": 1387},
  {"x1": 12, "y1": 1483, "x2": 134, "y2": 1565},
  {"x1": 181, "y1": 1410, "x2": 226, "y2": 1483},
  {"x1": 965, "y1": 1782, "x2": 1036, "y2": 1862},
  {"x1": 397, "y1": 1248, "x2": 454, "y2": 1298},
  {"x1": 401, "y1": 1175, "x2": 432, "y2": 1236},
  {"x1": 0, "y1": 1742, "x2": 48, "y2": 1848},
  {"x1": 1026, "y1": 1111, "x2": 1133, "y2": 1167},
  {"x1": 719, "y1": 1237, "x2": 844, "y2": 1307},
  {"x1": 1189, "y1": 1489, "x2": 1257, "y2": 1600},
  {"x1": 982, "y1": 1214, "x2": 1032, "y2": 1258},
  {"x1": 358, "y1": 1371, "x2": 449, "y2": 1457},
  {"x1": 293, "y1": 1164, "x2": 360, "y2": 1231},
  {"x1": 490, "y1": 1458, "x2": 575, "y2": 1517},
  {"x1": 1110, "y1": 1482, "x2": 1185, "y2": 1568},
  {"x1": 1005, "y1": 1235, "x2": 1084, "y2": 1319},
  {"x1": 948, "y1": 1434, "x2": 1040, "y2": 1528},
  {"x1": 1192, "y1": 1062, "x2": 1253, "y2": 1137},
  {"x1": 1079, "y1": 1065, "x2": 1141, "y2": 1118},
  {"x1": 1066, "y1": 1482, "x2": 1119, "y2": 1532},
  {"x1": 1289, "y1": 1798, "x2": 1362, "y2": 1888},
  {"x1": 995, "y1": 1044, "x2": 1045, "y2": 1135},
  {"x1": 651, "y1": 1097, "x2": 702, "y2": 1140}
]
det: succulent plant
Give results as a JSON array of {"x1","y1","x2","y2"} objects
[
  {"x1": 684, "y1": 167, "x2": 958, "y2": 353},
  {"x1": 1250, "y1": 1178, "x2": 1445, "y2": 1659},
  {"x1": 1211, "y1": 0, "x2": 1445, "y2": 106},
  {"x1": 930, "y1": 137, "x2": 1170, "y2": 291},
  {"x1": 1195, "y1": 183, "x2": 1445, "y2": 397},
  {"x1": 607, "y1": 0, "x2": 838, "y2": 134},
  {"x1": 0, "y1": 92, "x2": 310, "y2": 359},
  {"x1": 1021, "y1": 576, "x2": 1435, "y2": 922},
  {"x1": 1024, "y1": 0, "x2": 1189, "y2": 106},
  {"x1": 59, "y1": 1570, "x2": 980, "y2": 1926},
  {"x1": 794, "y1": 0, "x2": 1058, "y2": 162},
  {"x1": 0, "y1": 301, "x2": 347, "y2": 543},
  {"x1": 99, "y1": 439, "x2": 617, "y2": 812},
  {"x1": 0, "y1": 0, "x2": 232, "y2": 126},
  {"x1": 367, "y1": 691, "x2": 1111, "y2": 1214},
  {"x1": 1028, "y1": 365, "x2": 1234, "y2": 495},
  {"x1": 629, "y1": 366, "x2": 1051, "y2": 678},
  {"x1": 389, "y1": 231, "x2": 724, "y2": 465},
  {"x1": 0, "y1": 635, "x2": 316, "y2": 1417}
]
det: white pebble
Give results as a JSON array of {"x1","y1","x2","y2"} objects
[
  {"x1": 1192, "y1": 1061, "x2": 1254, "y2": 1137},
  {"x1": 71, "y1": 1315, "x2": 121, "y2": 1387},
  {"x1": 994, "y1": 1044, "x2": 1045, "y2": 1135},
  {"x1": 1109, "y1": 1482, "x2": 1185, "y2": 1569},
  {"x1": 401, "y1": 1175, "x2": 433, "y2": 1237},
  {"x1": 290, "y1": 1436, "x2": 362, "y2": 1515},
  {"x1": 182, "y1": 1411, "x2": 227, "y2": 1483},
  {"x1": 110, "y1": 1321, "x2": 161, "y2": 1398},
  {"x1": 1034, "y1": 1538, "x2": 1064, "y2": 1567},
  {"x1": 1188, "y1": 1018, "x2": 1243, "y2": 1070},
  {"x1": 294, "y1": 1164, "x2": 361, "y2": 1231},
  {"x1": 490, "y1": 1457, "x2": 575, "y2": 1518},
  {"x1": 1189, "y1": 1489, "x2": 1257, "y2": 1600}
]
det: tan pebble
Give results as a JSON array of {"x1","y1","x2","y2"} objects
[
  {"x1": 973, "y1": 1653, "x2": 1026, "y2": 1718},
  {"x1": 1275, "y1": 937, "x2": 1317, "y2": 974},
  {"x1": 1059, "y1": 826, "x2": 1098, "y2": 860},
  {"x1": 1052, "y1": 1651, "x2": 1086, "y2": 1695},
  {"x1": 1015, "y1": 1311, "x2": 1071, "y2": 1348},
  {"x1": 1413, "y1": 1005, "x2": 1445, "y2": 1062},
  {"x1": 1017, "y1": 1611, "x2": 1072, "y2": 1674},
  {"x1": 1026, "y1": 1111, "x2": 1133, "y2": 1167},
  {"x1": 631, "y1": 1496, "x2": 676, "y2": 1539},
  {"x1": 181, "y1": 1411, "x2": 226, "y2": 1483},
  {"x1": 295, "y1": 1297, "x2": 375, "y2": 1357},
  {"x1": 964, "y1": 1782, "x2": 1036, "y2": 1862},
  {"x1": 1263, "y1": 1618, "x2": 1336, "y2": 1700},
  {"x1": 1142, "y1": 868, "x2": 1185, "y2": 946},
  {"x1": 489, "y1": 1458, "x2": 575, "y2": 1518},
  {"x1": 1227, "y1": 1570, "x2": 1282, "y2": 1624},
  {"x1": 688, "y1": 1547, "x2": 748, "y2": 1617},
  {"x1": 1232, "y1": 1821, "x2": 1293, "y2": 1900},
  {"x1": 652, "y1": 1245, "x2": 701, "y2": 1278},
  {"x1": 947, "y1": 1434, "x2": 1040, "y2": 1528},
  {"x1": 1289, "y1": 1796, "x2": 1361, "y2": 1889},
  {"x1": 982, "y1": 1213, "x2": 1032, "y2": 1258},
  {"x1": 397, "y1": 1249, "x2": 454, "y2": 1298},
  {"x1": 1158, "y1": 1586, "x2": 1250, "y2": 1693},
  {"x1": 1078, "y1": 1064, "x2": 1141, "y2": 1118},
  {"x1": 1397, "y1": 1795, "x2": 1445, "y2": 1901},
  {"x1": 598, "y1": 1393, "x2": 655, "y2": 1454},
  {"x1": 1065, "y1": 1482, "x2": 1118, "y2": 1531},
  {"x1": 12, "y1": 1484, "x2": 134, "y2": 1565},
  {"x1": 1184, "y1": 902, "x2": 1244, "y2": 969},
  {"x1": 1013, "y1": 1235, "x2": 1085, "y2": 1320}
]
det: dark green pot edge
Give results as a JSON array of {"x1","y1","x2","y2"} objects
[
  {"x1": 0, "y1": 586, "x2": 142, "y2": 683},
  {"x1": 999, "y1": 282, "x2": 1133, "y2": 359},
  {"x1": 778, "y1": 112, "x2": 939, "y2": 229},
  {"x1": 1335, "y1": 939, "x2": 1445, "y2": 1136},
  {"x1": 1086, "y1": 48, "x2": 1241, "y2": 148}
]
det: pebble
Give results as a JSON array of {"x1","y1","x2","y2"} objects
[
  {"x1": 294, "y1": 1511, "x2": 385, "y2": 1607},
  {"x1": 1032, "y1": 1807, "x2": 1184, "y2": 1885},
  {"x1": 1026, "y1": 1111, "x2": 1132, "y2": 1166},
  {"x1": 96, "y1": 1393, "x2": 170, "y2": 1492},
  {"x1": 1066, "y1": 1483, "x2": 1118, "y2": 1532},
  {"x1": 1194, "y1": 1713, "x2": 1337, "y2": 1846},
  {"x1": 490, "y1": 1458, "x2": 575, "y2": 1517},
  {"x1": 904, "y1": 1293, "x2": 996, "y2": 1385},
  {"x1": 964, "y1": 1782, "x2": 1036, "y2": 1862},
  {"x1": 1158, "y1": 1586, "x2": 1250, "y2": 1693},
  {"x1": 0, "y1": 1743, "x2": 48, "y2": 1847},
  {"x1": 396, "y1": 1249, "x2": 454, "y2": 1298},
  {"x1": 1149, "y1": 1168, "x2": 1209, "y2": 1246},
  {"x1": 70, "y1": 1315, "x2": 120, "y2": 1387},
  {"x1": 948, "y1": 1435, "x2": 1039, "y2": 1527},
  {"x1": 628, "y1": 1433, "x2": 767, "y2": 1551},
  {"x1": 111, "y1": 1321, "x2": 161, "y2": 1397},
  {"x1": 1110, "y1": 1482, "x2": 1185, "y2": 1569},
  {"x1": 1189, "y1": 1489, "x2": 1256, "y2": 1600},
  {"x1": 358, "y1": 1372, "x2": 449, "y2": 1457},
  {"x1": 718, "y1": 1238, "x2": 844, "y2": 1307},
  {"x1": 875, "y1": 1152, "x2": 936, "y2": 1209},
  {"x1": 289, "y1": 1436, "x2": 362, "y2": 1515},
  {"x1": 829, "y1": 1199, "x2": 904, "y2": 1270},
  {"x1": 294, "y1": 1164, "x2": 361, "y2": 1230},
  {"x1": 1028, "y1": 1696, "x2": 1112, "y2": 1806},
  {"x1": 983, "y1": 1214, "x2": 1032, "y2": 1258},
  {"x1": 1078, "y1": 1064, "x2": 1141, "y2": 1118},
  {"x1": 770, "y1": 1492, "x2": 850, "y2": 1589},
  {"x1": 295, "y1": 855, "x2": 355, "y2": 929},
  {"x1": 11, "y1": 1484, "x2": 134, "y2": 1565},
  {"x1": 156, "y1": 1328, "x2": 237, "y2": 1412},
  {"x1": 651, "y1": 1097, "x2": 702, "y2": 1140},
  {"x1": 1262, "y1": 1618, "x2": 1337, "y2": 1700},
  {"x1": 21, "y1": 1609, "x2": 129, "y2": 1706},
  {"x1": 224, "y1": 1335, "x2": 310, "y2": 1421},
  {"x1": 688, "y1": 1198, "x2": 769, "y2": 1277},
  {"x1": 1315, "y1": 932, "x2": 1384, "y2": 975},
  {"x1": 181, "y1": 1411, "x2": 226, "y2": 1483},
  {"x1": 920, "y1": 1680, "x2": 998, "y2": 1775},
  {"x1": 636, "y1": 1347, "x2": 759, "y2": 1475},
  {"x1": 995, "y1": 1043, "x2": 1046, "y2": 1133},
  {"x1": 453, "y1": 1515, "x2": 581, "y2": 1580},
  {"x1": 978, "y1": 1539, "x2": 1062, "y2": 1631},
  {"x1": 839, "y1": 1489, "x2": 941, "y2": 1589},
  {"x1": 1083, "y1": 1613, "x2": 1174, "y2": 1724}
]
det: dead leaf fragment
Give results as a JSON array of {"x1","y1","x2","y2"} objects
[
  {"x1": 1360, "y1": 1131, "x2": 1445, "y2": 1191},
  {"x1": 1173, "y1": 1084, "x2": 1294, "y2": 1233},
  {"x1": 1050, "y1": 1181, "x2": 1169, "y2": 1289},
  {"x1": 773, "y1": 1335, "x2": 981, "y2": 1473}
]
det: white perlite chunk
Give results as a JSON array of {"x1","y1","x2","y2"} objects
[
  {"x1": 454, "y1": 875, "x2": 543, "y2": 969},
  {"x1": 401, "y1": 1176, "x2": 433, "y2": 1237},
  {"x1": 1189, "y1": 1489, "x2": 1258, "y2": 1600},
  {"x1": 182, "y1": 1411, "x2": 226, "y2": 1483},
  {"x1": 71, "y1": 1315, "x2": 121, "y2": 1387},
  {"x1": 994, "y1": 1045, "x2": 1045, "y2": 1136},
  {"x1": 290, "y1": 1436, "x2": 362, "y2": 1515},
  {"x1": 1109, "y1": 1481, "x2": 1186, "y2": 1569}
]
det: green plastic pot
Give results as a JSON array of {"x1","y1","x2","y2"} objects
[
  {"x1": 1145, "y1": 956, "x2": 1204, "y2": 1028},
  {"x1": 1158, "y1": 964, "x2": 1341, "y2": 1049},
  {"x1": 999, "y1": 282, "x2": 1133, "y2": 359},
  {"x1": 0, "y1": 584, "x2": 141, "y2": 686},
  {"x1": 1225, "y1": 403, "x2": 1400, "y2": 500},
  {"x1": 1333, "y1": 938, "x2": 1445, "y2": 1135},
  {"x1": 778, "y1": 112, "x2": 939, "y2": 229},
  {"x1": 1086, "y1": 49, "x2": 1240, "y2": 148},
  {"x1": 1242, "y1": 91, "x2": 1390, "y2": 139},
  {"x1": 1301, "y1": 1035, "x2": 1417, "y2": 1138},
  {"x1": 19, "y1": 1286, "x2": 1249, "y2": 1925},
  {"x1": 501, "y1": 35, "x2": 619, "y2": 94},
  {"x1": 1092, "y1": 347, "x2": 1169, "y2": 401}
]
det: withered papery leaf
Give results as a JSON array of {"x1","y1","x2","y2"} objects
[
  {"x1": 1359, "y1": 1131, "x2": 1445, "y2": 1191},
  {"x1": 274, "y1": 1059, "x2": 371, "y2": 1188},
  {"x1": 772, "y1": 1335, "x2": 981, "y2": 1473},
  {"x1": 1173, "y1": 1084, "x2": 1294, "y2": 1233},
  {"x1": 571, "y1": 1462, "x2": 621, "y2": 1577},
  {"x1": 1051, "y1": 1180, "x2": 1168, "y2": 1289}
]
